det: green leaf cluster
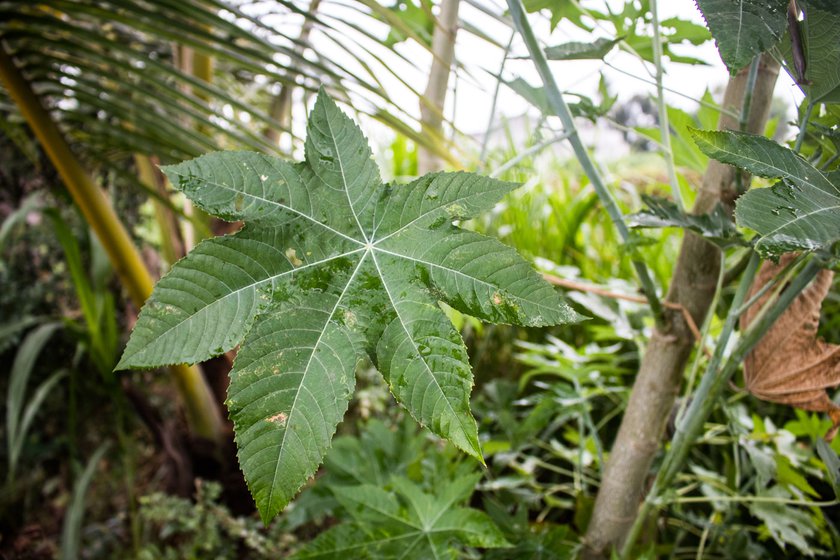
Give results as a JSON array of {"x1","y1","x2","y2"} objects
[
  {"x1": 294, "y1": 473, "x2": 508, "y2": 559},
  {"x1": 691, "y1": 129, "x2": 840, "y2": 258},
  {"x1": 117, "y1": 89, "x2": 581, "y2": 522},
  {"x1": 628, "y1": 194, "x2": 741, "y2": 248}
]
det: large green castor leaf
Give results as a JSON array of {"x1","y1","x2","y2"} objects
[{"x1": 117, "y1": 88, "x2": 582, "y2": 522}]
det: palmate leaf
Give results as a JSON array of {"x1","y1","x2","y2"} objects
[
  {"x1": 293, "y1": 474, "x2": 509, "y2": 559},
  {"x1": 691, "y1": 129, "x2": 840, "y2": 257},
  {"x1": 116, "y1": 89, "x2": 581, "y2": 522}
]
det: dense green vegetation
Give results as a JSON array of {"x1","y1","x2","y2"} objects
[{"x1": 1, "y1": 0, "x2": 839, "y2": 558}]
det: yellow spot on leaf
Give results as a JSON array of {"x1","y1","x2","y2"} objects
[{"x1": 285, "y1": 248, "x2": 303, "y2": 267}]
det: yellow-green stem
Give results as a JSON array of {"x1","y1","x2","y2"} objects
[
  {"x1": 135, "y1": 155, "x2": 183, "y2": 267},
  {"x1": 0, "y1": 44, "x2": 225, "y2": 443}
]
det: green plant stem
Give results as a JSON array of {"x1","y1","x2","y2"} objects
[
  {"x1": 674, "y1": 251, "x2": 726, "y2": 425},
  {"x1": 479, "y1": 31, "x2": 515, "y2": 167},
  {"x1": 584, "y1": 54, "x2": 780, "y2": 559},
  {"x1": 670, "y1": 495, "x2": 839, "y2": 506},
  {"x1": 735, "y1": 57, "x2": 760, "y2": 194},
  {"x1": 733, "y1": 252, "x2": 807, "y2": 317},
  {"x1": 489, "y1": 131, "x2": 574, "y2": 178},
  {"x1": 650, "y1": 0, "x2": 684, "y2": 211},
  {"x1": 739, "y1": 58, "x2": 761, "y2": 132},
  {"x1": 0, "y1": 44, "x2": 225, "y2": 444},
  {"x1": 506, "y1": 0, "x2": 665, "y2": 324},
  {"x1": 620, "y1": 256, "x2": 822, "y2": 557},
  {"x1": 820, "y1": 152, "x2": 839, "y2": 170},
  {"x1": 794, "y1": 101, "x2": 814, "y2": 152}
]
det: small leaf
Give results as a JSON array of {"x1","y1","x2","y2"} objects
[
  {"x1": 295, "y1": 476, "x2": 508, "y2": 559},
  {"x1": 119, "y1": 88, "x2": 580, "y2": 521},
  {"x1": 749, "y1": 486, "x2": 816, "y2": 555},
  {"x1": 545, "y1": 37, "x2": 621, "y2": 60},
  {"x1": 691, "y1": 129, "x2": 840, "y2": 257},
  {"x1": 503, "y1": 77, "x2": 615, "y2": 121},
  {"x1": 816, "y1": 438, "x2": 840, "y2": 498},
  {"x1": 628, "y1": 194, "x2": 740, "y2": 247},
  {"x1": 523, "y1": 0, "x2": 590, "y2": 31},
  {"x1": 694, "y1": 0, "x2": 788, "y2": 72}
]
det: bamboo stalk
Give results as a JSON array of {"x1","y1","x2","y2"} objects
[
  {"x1": 0, "y1": 44, "x2": 225, "y2": 443},
  {"x1": 265, "y1": 0, "x2": 322, "y2": 148},
  {"x1": 134, "y1": 155, "x2": 184, "y2": 267}
]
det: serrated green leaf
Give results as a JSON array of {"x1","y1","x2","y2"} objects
[
  {"x1": 228, "y1": 293, "x2": 359, "y2": 524},
  {"x1": 118, "y1": 88, "x2": 581, "y2": 521},
  {"x1": 628, "y1": 195, "x2": 741, "y2": 247},
  {"x1": 294, "y1": 476, "x2": 509, "y2": 559},
  {"x1": 691, "y1": 129, "x2": 840, "y2": 257},
  {"x1": 291, "y1": 524, "x2": 376, "y2": 559},
  {"x1": 816, "y1": 438, "x2": 840, "y2": 498},
  {"x1": 694, "y1": 0, "x2": 788, "y2": 71},
  {"x1": 116, "y1": 225, "x2": 359, "y2": 369},
  {"x1": 750, "y1": 486, "x2": 817, "y2": 555},
  {"x1": 544, "y1": 37, "x2": 621, "y2": 60}
]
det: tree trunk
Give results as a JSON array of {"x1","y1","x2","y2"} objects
[
  {"x1": 583, "y1": 53, "x2": 781, "y2": 558},
  {"x1": 417, "y1": 0, "x2": 460, "y2": 174}
]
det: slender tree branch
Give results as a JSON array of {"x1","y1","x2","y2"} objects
[
  {"x1": 479, "y1": 31, "x2": 515, "y2": 168},
  {"x1": 418, "y1": 0, "x2": 461, "y2": 174},
  {"x1": 543, "y1": 275, "x2": 702, "y2": 343},
  {"x1": 794, "y1": 100, "x2": 814, "y2": 152},
  {"x1": 603, "y1": 61, "x2": 740, "y2": 119},
  {"x1": 489, "y1": 131, "x2": 574, "y2": 178}
]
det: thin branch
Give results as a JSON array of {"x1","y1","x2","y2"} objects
[
  {"x1": 794, "y1": 100, "x2": 814, "y2": 152},
  {"x1": 543, "y1": 274, "x2": 702, "y2": 343},
  {"x1": 489, "y1": 131, "x2": 574, "y2": 178},
  {"x1": 603, "y1": 61, "x2": 740, "y2": 120},
  {"x1": 479, "y1": 31, "x2": 515, "y2": 168}
]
